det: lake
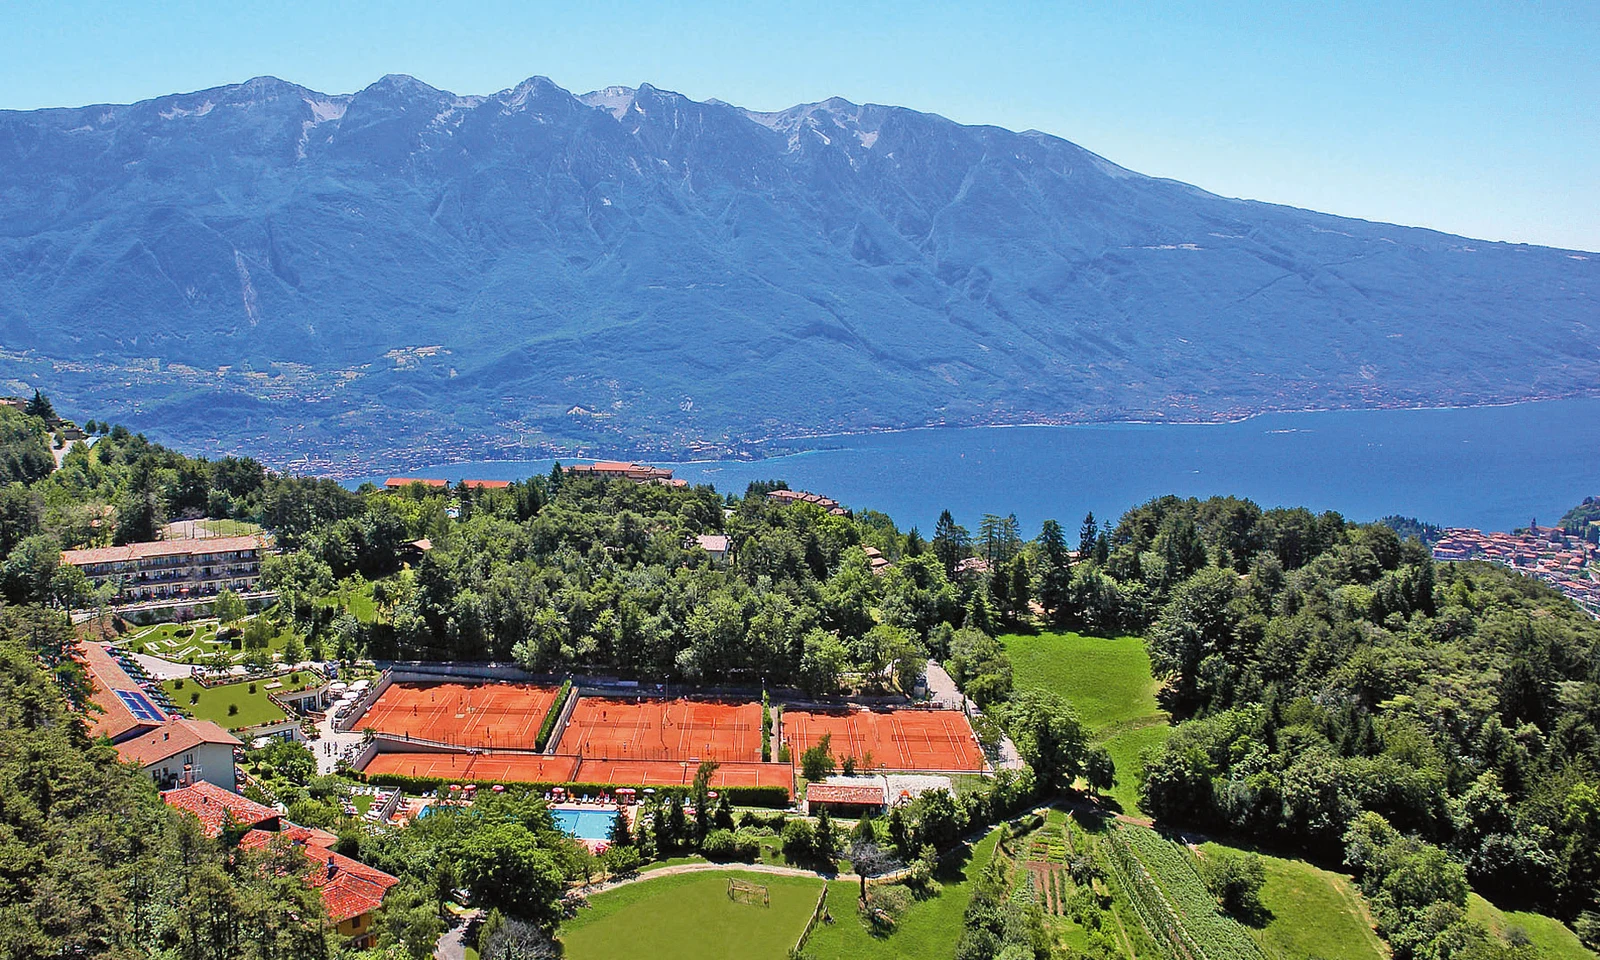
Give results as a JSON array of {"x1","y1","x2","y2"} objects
[{"x1": 356, "y1": 398, "x2": 1600, "y2": 536}]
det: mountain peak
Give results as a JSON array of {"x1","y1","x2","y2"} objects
[{"x1": 0, "y1": 72, "x2": 1594, "y2": 469}]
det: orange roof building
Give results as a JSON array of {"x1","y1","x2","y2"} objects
[
  {"x1": 161, "y1": 779, "x2": 279, "y2": 836},
  {"x1": 79, "y1": 642, "x2": 165, "y2": 743},
  {"x1": 562, "y1": 461, "x2": 676, "y2": 483},
  {"x1": 122, "y1": 717, "x2": 242, "y2": 790},
  {"x1": 240, "y1": 826, "x2": 400, "y2": 947},
  {"x1": 60, "y1": 535, "x2": 269, "y2": 605},
  {"x1": 805, "y1": 781, "x2": 888, "y2": 814}
]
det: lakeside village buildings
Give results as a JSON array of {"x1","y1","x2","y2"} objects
[{"x1": 1433, "y1": 524, "x2": 1600, "y2": 617}]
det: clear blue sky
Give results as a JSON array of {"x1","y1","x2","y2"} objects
[{"x1": 5, "y1": 0, "x2": 1596, "y2": 251}]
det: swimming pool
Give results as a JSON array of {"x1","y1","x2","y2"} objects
[{"x1": 552, "y1": 807, "x2": 618, "y2": 841}]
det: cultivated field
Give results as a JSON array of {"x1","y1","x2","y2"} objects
[
  {"x1": 780, "y1": 707, "x2": 986, "y2": 772},
  {"x1": 358, "y1": 681, "x2": 558, "y2": 747}
]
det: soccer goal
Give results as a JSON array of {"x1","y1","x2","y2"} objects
[{"x1": 727, "y1": 878, "x2": 770, "y2": 906}]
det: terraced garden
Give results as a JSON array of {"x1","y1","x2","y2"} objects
[{"x1": 1106, "y1": 824, "x2": 1267, "y2": 960}]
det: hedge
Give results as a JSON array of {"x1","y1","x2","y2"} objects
[
  {"x1": 534, "y1": 679, "x2": 573, "y2": 751},
  {"x1": 354, "y1": 770, "x2": 791, "y2": 808}
]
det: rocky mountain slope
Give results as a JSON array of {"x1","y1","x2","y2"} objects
[{"x1": 0, "y1": 74, "x2": 1595, "y2": 470}]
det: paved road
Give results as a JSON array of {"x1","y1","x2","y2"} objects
[
  {"x1": 126, "y1": 650, "x2": 193, "y2": 680},
  {"x1": 433, "y1": 909, "x2": 480, "y2": 960},
  {"x1": 925, "y1": 659, "x2": 1024, "y2": 770},
  {"x1": 314, "y1": 705, "x2": 365, "y2": 775},
  {"x1": 578, "y1": 860, "x2": 835, "y2": 899},
  {"x1": 923, "y1": 658, "x2": 965, "y2": 708}
]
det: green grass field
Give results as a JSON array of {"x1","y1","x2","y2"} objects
[
  {"x1": 559, "y1": 871, "x2": 823, "y2": 960},
  {"x1": 1198, "y1": 841, "x2": 1385, "y2": 960},
  {"x1": 805, "y1": 828, "x2": 1002, "y2": 960},
  {"x1": 1002, "y1": 630, "x2": 1170, "y2": 814},
  {"x1": 1468, "y1": 894, "x2": 1597, "y2": 960},
  {"x1": 321, "y1": 578, "x2": 381, "y2": 623},
  {"x1": 159, "y1": 671, "x2": 320, "y2": 730}
]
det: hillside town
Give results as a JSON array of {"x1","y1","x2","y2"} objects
[{"x1": 1432, "y1": 524, "x2": 1600, "y2": 617}]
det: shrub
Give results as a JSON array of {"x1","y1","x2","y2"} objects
[
  {"x1": 173, "y1": 678, "x2": 184, "y2": 689},
  {"x1": 190, "y1": 692, "x2": 199, "y2": 705},
  {"x1": 801, "y1": 735, "x2": 836, "y2": 782},
  {"x1": 248, "y1": 682, "x2": 257, "y2": 694},
  {"x1": 861, "y1": 884, "x2": 911, "y2": 931},
  {"x1": 603, "y1": 845, "x2": 642, "y2": 877},
  {"x1": 782, "y1": 819, "x2": 816, "y2": 862},
  {"x1": 534, "y1": 680, "x2": 572, "y2": 750},
  {"x1": 702, "y1": 828, "x2": 759, "y2": 862},
  {"x1": 1199, "y1": 849, "x2": 1267, "y2": 918},
  {"x1": 228, "y1": 703, "x2": 239, "y2": 716}
]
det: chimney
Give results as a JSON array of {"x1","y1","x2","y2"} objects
[{"x1": 326, "y1": 861, "x2": 338, "y2": 880}]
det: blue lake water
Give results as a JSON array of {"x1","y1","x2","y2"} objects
[
  {"x1": 552, "y1": 807, "x2": 619, "y2": 840},
  {"x1": 357, "y1": 398, "x2": 1600, "y2": 536}
]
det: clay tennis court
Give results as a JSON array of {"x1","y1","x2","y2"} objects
[
  {"x1": 362, "y1": 751, "x2": 581, "y2": 783},
  {"x1": 360, "y1": 752, "x2": 791, "y2": 791},
  {"x1": 781, "y1": 708, "x2": 987, "y2": 772},
  {"x1": 575, "y1": 759, "x2": 793, "y2": 790},
  {"x1": 358, "y1": 682, "x2": 559, "y2": 748},
  {"x1": 556, "y1": 697, "x2": 763, "y2": 762}
]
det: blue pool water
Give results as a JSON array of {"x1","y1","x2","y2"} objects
[{"x1": 553, "y1": 807, "x2": 618, "y2": 840}]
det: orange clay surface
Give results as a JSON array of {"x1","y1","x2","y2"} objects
[
  {"x1": 573, "y1": 759, "x2": 793, "y2": 790},
  {"x1": 362, "y1": 751, "x2": 581, "y2": 782},
  {"x1": 359, "y1": 752, "x2": 791, "y2": 790},
  {"x1": 555, "y1": 697, "x2": 763, "y2": 762},
  {"x1": 780, "y1": 708, "x2": 987, "y2": 772},
  {"x1": 358, "y1": 682, "x2": 558, "y2": 747}
]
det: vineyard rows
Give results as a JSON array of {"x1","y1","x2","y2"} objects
[{"x1": 1106, "y1": 825, "x2": 1268, "y2": 960}]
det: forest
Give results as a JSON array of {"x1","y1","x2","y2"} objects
[{"x1": 0, "y1": 401, "x2": 1596, "y2": 958}]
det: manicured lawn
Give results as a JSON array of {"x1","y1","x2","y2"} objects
[
  {"x1": 129, "y1": 616, "x2": 300, "y2": 665},
  {"x1": 1002, "y1": 630, "x2": 1170, "y2": 815},
  {"x1": 1468, "y1": 894, "x2": 1596, "y2": 960},
  {"x1": 1200, "y1": 841, "x2": 1386, "y2": 960},
  {"x1": 160, "y1": 671, "x2": 320, "y2": 730},
  {"x1": 559, "y1": 871, "x2": 823, "y2": 960},
  {"x1": 805, "y1": 827, "x2": 1002, "y2": 960}
]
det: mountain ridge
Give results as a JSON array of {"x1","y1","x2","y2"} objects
[{"x1": 0, "y1": 73, "x2": 1595, "y2": 472}]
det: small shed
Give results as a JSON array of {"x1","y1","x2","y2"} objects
[{"x1": 804, "y1": 780, "x2": 888, "y2": 818}]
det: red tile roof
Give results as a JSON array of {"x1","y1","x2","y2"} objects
[
  {"x1": 162, "y1": 780, "x2": 279, "y2": 837},
  {"x1": 62, "y1": 535, "x2": 267, "y2": 567},
  {"x1": 384, "y1": 477, "x2": 449, "y2": 488},
  {"x1": 240, "y1": 826, "x2": 399, "y2": 922},
  {"x1": 119, "y1": 717, "x2": 241, "y2": 767},
  {"x1": 806, "y1": 782, "x2": 888, "y2": 806},
  {"x1": 79, "y1": 642, "x2": 161, "y2": 741},
  {"x1": 240, "y1": 823, "x2": 340, "y2": 850}
]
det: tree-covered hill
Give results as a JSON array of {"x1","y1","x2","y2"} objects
[{"x1": 3, "y1": 403, "x2": 1598, "y2": 956}]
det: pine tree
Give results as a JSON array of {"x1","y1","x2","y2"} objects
[{"x1": 1079, "y1": 513, "x2": 1099, "y2": 562}]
